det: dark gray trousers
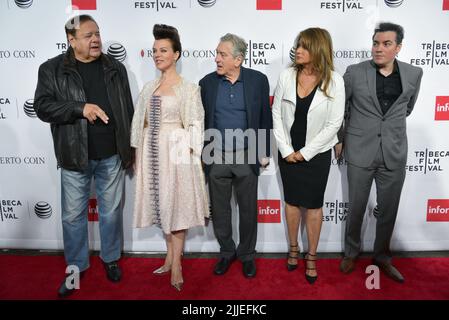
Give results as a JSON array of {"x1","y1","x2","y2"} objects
[{"x1": 208, "y1": 151, "x2": 258, "y2": 262}]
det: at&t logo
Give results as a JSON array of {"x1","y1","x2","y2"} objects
[
  {"x1": 34, "y1": 202, "x2": 52, "y2": 219},
  {"x1": 197, "y1": 0, "x2": 216, "y2": 7},
  {"x1": 23, "y1": 99, "x2": 36, "y2": 117},
  {"x1": 107, "y1": 43, "x2": 127, "y2": 62},
  {"x1": 384, "y1": 0, "x2": 403, "y2": 7},
  {"x1": 14, "y1": 0, "x2": 33, "y2": 8}
]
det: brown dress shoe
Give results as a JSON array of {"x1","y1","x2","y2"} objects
[
  {"x1": 340, "y1": 257, "x2": 356, "y2": 274},
  {"x1": 373, "y1": 260, "x2": 404, "y2": 283}
]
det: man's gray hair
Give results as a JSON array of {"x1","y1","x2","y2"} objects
[{"x1": 220, "y1": 33, "x2": 247, "y2": 59}]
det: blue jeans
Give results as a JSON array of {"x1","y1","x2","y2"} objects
[{"x1": 61, "y1": 154, "x2": 124, "y2": 272}]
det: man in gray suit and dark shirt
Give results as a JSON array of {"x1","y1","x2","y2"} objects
[{"x1": 338, "y1": 22, "x2": 423, "y2": 282}]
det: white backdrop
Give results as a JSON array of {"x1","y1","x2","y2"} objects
[{"x1": 1, "y1": 0, "x2": 449, "y2": 253}]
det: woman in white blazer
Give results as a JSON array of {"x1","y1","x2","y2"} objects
[{"x1": 272, "y1": 28, "x2": 344, "y2": 284}]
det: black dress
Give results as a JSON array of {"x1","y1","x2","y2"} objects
[{"x1": 278, "y1": 85, "x2": 331, "y2": 209}]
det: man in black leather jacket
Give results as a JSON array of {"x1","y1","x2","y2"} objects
[{"x1": 33, "y1": 15, "x2": 133, "y2": 298}]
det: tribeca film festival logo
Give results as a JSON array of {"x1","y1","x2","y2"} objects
[
  {"x1": 410, "y1": 41, "x2": 449, "y2": 68},
  {"x1": 406, "y1": 149, "x2": 449, "y2": 174},
  {"x1": 0, "y1": 199, "x2": 23, "y2": 221},
  {"x1": 133, "y1": 0, "x2": 180, "y2": 10},
  {"x1": 319, "y1": 0, "x2": 366, "y2": 12},
  {"x1": 107, "y1": 43, "x2": 127, "y2": 62},
  {"x1": 55, "y1": 42, "x2": 68, "y2": 54},
  {"x1": 243, "y1": 40, "x2": 279, "y2": 68},
  {"x1": 435, "y1": 96, "x2": 449, "y2": 121},
  {"x1": 323, "y1": 200, "x2": 348, "y2": 224},
  {"x1": 257, "y1": 199, "x2": 281, "y2": 223},
  {"x1": 0, "y1": 97, "x2": 13, "y2": 120},
  {"x1": 427, "y1": 199, "x2": 449, "y2": 222}
]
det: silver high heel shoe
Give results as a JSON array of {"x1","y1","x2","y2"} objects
[
  {"x1": 171, "y1": 265, "x2": 183, "y2": 291},
  {"x1": 171, "y1": 281, "x2": 184, "y2": 291},
  {"x1": 153, "y1": 265, "x2": 170, "y2": 275}
]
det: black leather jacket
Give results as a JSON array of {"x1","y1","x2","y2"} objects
[{"x1": 34, "y1": 48, "x2": 134, "y2": 171}]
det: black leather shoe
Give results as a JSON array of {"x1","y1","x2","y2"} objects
[
  {"x1": 103, "y1": 261, "x2": 122, "y2": 282},
  {"x1": 58, "y1": 278, "x2": 75, "y2": 298},
  {"x1": 57, "y1": 271, "x2": 84, "y2": 298},
  {"x1": 214, "y1": 256, "x2": 235, "y2": 275},
  {"x1": 373, "y1": 260, "x2": 404, "y2": 283},
  {"x1": 340, "y1": 256, "x2": 356, "y2": 274},
  {"x1": 242, "y1": 260, "x2": 256, "y2": 278}
]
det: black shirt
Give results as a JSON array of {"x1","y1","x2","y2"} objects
[
  {"x1": 375, "y1": 59, "x2": 402, "y2": 114},
  {"x1": 291, "y1": 85, "x2": 319, "y2": 151},
  {"x1": 76, "y1": 58, "x2": 117, "y2": 160}
]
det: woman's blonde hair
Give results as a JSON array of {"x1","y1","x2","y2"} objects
[{"x1": 291, "y1": 28, "x2": 334, "y2": 98}]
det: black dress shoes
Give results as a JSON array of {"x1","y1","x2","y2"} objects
[
  {"x1": 214, "y1": 256, "x2": 235, "y2": 275},
  {"x1": 103, "y1": 260, "x2": 122, "y2": 282},
  {"x1": 373, "y1": 260, "x2": 404, "y2": 283},
  {"x1": 58, "y1": 271, "x2": 84, "y2": 298},
  {"x1": 242, "y1": 260, "x2": 256, "y2": 278},
  {"x1": 58, "y1": 277, "x2": 75, "y2": 298},
  {"x1": 340, "y1": 256, "x2": 356, "y2": 274}
]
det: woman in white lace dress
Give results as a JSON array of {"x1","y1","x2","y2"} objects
[{"x1": 130, "y1": 24, "x2": 209, "y2": 291}]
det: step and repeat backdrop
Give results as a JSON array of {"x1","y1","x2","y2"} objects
[{"x1": 1, "y1": 0, "x2": 448, "y2": 253}]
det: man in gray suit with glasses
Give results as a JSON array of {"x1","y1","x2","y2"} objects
[{"x1": 337, "y1": 22, "x2": 423, "y2": 282}]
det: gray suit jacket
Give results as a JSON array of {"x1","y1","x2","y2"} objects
[{"x1": 341, "y1": 60, "x2": 423, "y2": 169}]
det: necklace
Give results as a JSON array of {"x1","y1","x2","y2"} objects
[{"x1": 297, "y1": 72, "x2": 317, "y2": 97}]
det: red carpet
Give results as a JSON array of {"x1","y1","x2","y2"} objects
[{"x1": 1, "y1": 255, "x2": 448, "y2": 300}]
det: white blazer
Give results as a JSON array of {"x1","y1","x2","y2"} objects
[{"x1": 272, "y1": 67, "x2": 345, "y2": 161}]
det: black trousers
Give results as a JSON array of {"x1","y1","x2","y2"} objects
[{"x1": 208, "y1": 151, "x2": 258, "y2": 262}]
